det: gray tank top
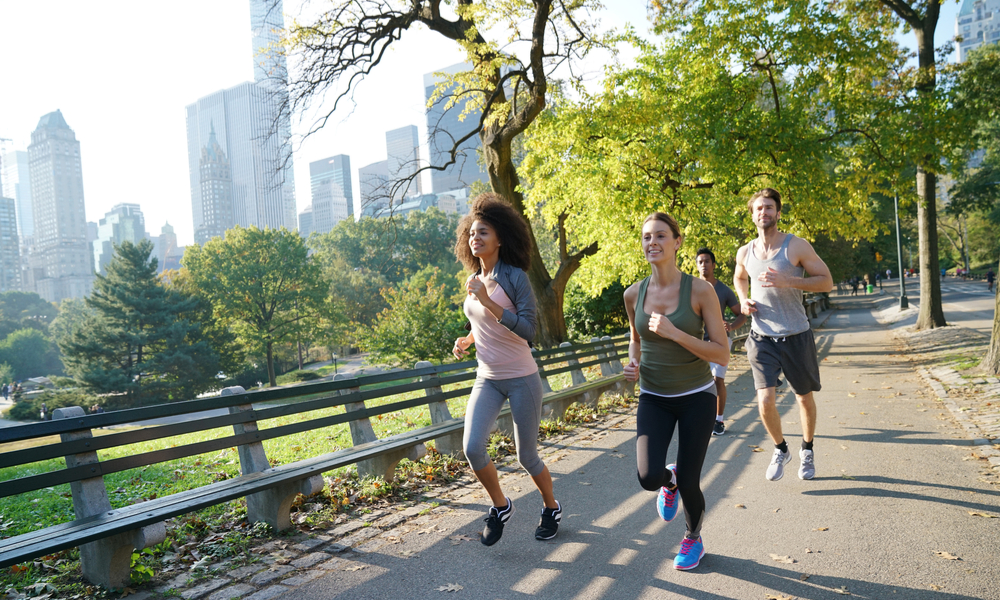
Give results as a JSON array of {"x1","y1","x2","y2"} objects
[{"x1": 745, "y1": 234, "x2": 810, "y2": 337}]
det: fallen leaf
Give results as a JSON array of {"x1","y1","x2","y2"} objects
[
  {"x1": 766, "y1": 594, "x2": 796, "y2": 600},
  {"x1": 735, "y1": 504, "x2": 747, "y2": 509},
  {"x1": 800, "y1": 574, "x2": 810, "y2": 581},
  {"x1": 344, "y1": 565, "x2": 368, "y2": 571},
  {"x1": 834, "y1": 586, "x2": 850, "y2": 595},
  {"x1": 840, "y1": 445, "x2": 848, "y2": 450},
  {"x1": 400, "y1": 550, "x2": 419, "y2": 558},
  {"x1": 769, "y1": 554, "x2": 796, "y2": 564},
  {"x1": 752, "y1": 448, "x2": 764, "y2": 453},
  {"x1": 449, "y1": 534, "x2": 475, "y2": 546},
  {"x1": 935, "y1": 551, "x2": 961, "y2": 560},
  {"x1": 848, "y1": 393, "x2": 857, "y2": 398},
  {"x1": 814, "y1": 527, "x2": 829, "y2": 531},
  {"x1": 841, "y1": 475, "x2": 856, "y2": 480},
  {"x1": 773, "y1": 508, "x2": 780, "y2": 513},
  {"x1": 851, "y1": 380, "x2": 859, "y2": 383},
  {"x1": 929, "y1": 584, "x2": 942, "y2": 590},
  {"x1": 580, "y1": 482, "x2": 592, "y2": 486},
  {"x1": 882, "y1": 386, "x2": 893, "y2": 389},
  {"x1": 436, "y1": 583, "x2": 463, "y2": 592},
  {"x1": 804, "y1": 548, "x2": 812, "y2": 553},
  {"x1": 968, "y1": 511, "x2": 998, "y2": 518}
]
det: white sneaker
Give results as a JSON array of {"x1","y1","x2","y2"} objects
[
  {"x1": 799, "y1": 448, "x2": 815, "y2": 480},
  {"x1": 766, "y1": 448, "x2": 791, "y2": 481}
]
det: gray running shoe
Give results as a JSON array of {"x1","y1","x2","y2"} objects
[
  {"x1": 766, "y1": 448, "x2": 792, "y2": 481},
  {"x1": 799, "y1": 448, "x2": 815, "y2": 480}
]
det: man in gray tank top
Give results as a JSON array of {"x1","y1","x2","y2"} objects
[{"x1": 734, "y1": 188, "x2": 833, "y2": 482}]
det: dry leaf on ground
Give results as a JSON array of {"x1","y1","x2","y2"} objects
[
  {"x1": 769, "y1": 554, "x2": 796, "y2": 564},
  {"x1": 735, "y1": 504, "x2": 747, "y2": 509},
  {"x1": 804, "y1": 548, "x2": 812, "y2": 553},
  {"x1": 934, "y1": 551, "x2": 962, "y2": 560},
  {"x1": 848, "y1": 393, "x2": 857, "y2": 397},
  {"x1": 449, "y1": 534, "x2": 475, "y2": 546},
  {"x1": 344, "y1": 565, "x2": 367, "y2": 572},
  {"x1": 766, "y1": 594, "x2": 796, "y2": 600},
  {"x1": 968, "y1": 511, "x2": 998, "y2": 518},
  {"x1": 800, "y1": 574, "x2": 811, "y2": 581},
  {"x1": 834, "y1": 586, "x2": 850, "y2": 595},
  {"x1": 814, "y1": 527, "x2": 829, "y2": 531},
  {"x1": 437, "y1": 583, "x2": 463, "y2": 592}
]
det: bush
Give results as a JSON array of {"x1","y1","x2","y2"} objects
[
  {"x1": 5, "y1": 389, "x2": 102, "y2": 421},
  {"x1": 275, "y1": 370, "x2": 322, "y2": 385}
]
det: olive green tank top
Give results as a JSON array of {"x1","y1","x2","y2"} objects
[{"x1": 635, "y1": 273, "x2": 714, "y2": 396}]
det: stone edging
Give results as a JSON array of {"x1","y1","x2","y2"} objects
[{"x1": 915, "y1": 366, "x2": 1000, "y2": 471}]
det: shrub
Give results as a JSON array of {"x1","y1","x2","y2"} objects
[
  {"x1": 5, "y1": 389, "x2": 102, "y2": 421},
  {"x1": 275, "y1": 370, "x2": 322, "y2": 385}
]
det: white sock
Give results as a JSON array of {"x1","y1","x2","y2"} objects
[{"x1": 716, "y1": 415, "x2": 724, "y2": 422}]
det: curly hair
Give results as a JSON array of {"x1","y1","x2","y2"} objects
[{"x1": 454, "y1": 192, "x2": 533, "y2": 272}]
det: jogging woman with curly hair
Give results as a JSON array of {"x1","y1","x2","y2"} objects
[{"x1": 452, "y1": 192, "x2": 562, "y2": 546}]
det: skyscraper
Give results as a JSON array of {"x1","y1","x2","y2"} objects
[
  {"x1": 152, "y1": 222, "x2": 180, "y2": 273},
  {"x1": 386, "y1": 125, "x2": 422, "y2": 199},
  {"x1": 424, "y1": 63, "x2": 489, "y2": 193},
  {"x1": 195, "y1": 123, "x2": 235, "y2": 245},
  {"x1": 956, "y1": 0, "x2": 1000, "y2": 62},
  {"x1": 309, "y1": 155, "x2": 353, "y2": 234},
  {"x1": 93, "y1": 204, "x2": 149, "y2": 275},
  {"x1": 298, "y1": 205, "x2": 313, "y2": 239},
  {"x1": 186, "y1": 0, "x2": 296, "y2": 244},
  {"x1": 0, "y1": 196, "x2": 20, "y2": 292},
  {"x1": 26, "y1": 110, "x2": 94, "y2": 302},
  {"x1": 250, "y1": 0, "x2": 288, "y2": 83},
  {"x1": 358, "y1": 160, "x2": 390, "y2": 217},
  {"x1": 0, "y1": 148, "x2": 33, "y2": 244}
]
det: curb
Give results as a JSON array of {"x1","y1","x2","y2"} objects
[{"x1": 914, "y1": 366, "x2": 1000, "y2": 468}]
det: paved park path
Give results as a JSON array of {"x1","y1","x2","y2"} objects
[{"x1": 151, "y1": 297, "x2": 1000, "y2": 600}]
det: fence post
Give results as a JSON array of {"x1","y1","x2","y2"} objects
[
  {"x1": 53, "y1": 406, "x2": 166, "y2": 589},
  {"x1": 415, "y1": 361, "x2": 464, "y2": 457},
  {"x1": 223, "y1": 386, "x2": 324, "y2": 532},
  {"x1": 335, "y1": 373, "x2": 426, "y2": 480}
]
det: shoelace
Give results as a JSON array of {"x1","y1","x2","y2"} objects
[
  {"x1": 679, "y1": 537, "x2": 697, "y2": 554},
  {"x1": 772, "y1": 449, "x2": 786, "y2": 464},
  {"x1": 801, "y1": 452, "x2": 814, "y2": 466},
  {"x1": 660, "y1": 486, "x2": 677, "y2": 507}
]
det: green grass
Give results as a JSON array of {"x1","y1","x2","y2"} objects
[{"x1": 0, "y1": 361, "x2": 621, "y2": 595}]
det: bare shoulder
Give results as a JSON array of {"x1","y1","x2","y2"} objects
[
  {"x1": 735, "y1": 242, "x2": 750, "y2": 263},
  {"x1": 690, "y1": 276, "x2": 718, "y2": 304},
  {"x1": 623, "y1": 281, "x2": 641, "y2": 302},
  {"x1": 788, "y1": 235, "x2": 820, "y2": 261}
]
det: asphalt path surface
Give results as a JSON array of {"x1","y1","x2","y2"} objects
[
  {"x1": 871, "y1": 276, "x2": 996, "y2": 336},
  {"x1": 280, "y1": 301, "x2": 1000, "y2": 599}
]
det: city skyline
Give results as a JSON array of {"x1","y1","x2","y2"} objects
[{"x1": 0, "y1": 2, "x2": 957, "y2": 248}]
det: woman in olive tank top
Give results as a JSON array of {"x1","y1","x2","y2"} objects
[{"x1": 622, "y1": 212, "x2": 730, "y2": 570}]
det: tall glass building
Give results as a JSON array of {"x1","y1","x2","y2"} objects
[
  {"x1": 386, "y1": 125, "x2": 422, "y2": 199},
  {"x1": 26, "y1": 110, "x2": 94, "y2": 302},
  {"x1": 358, "y1": 160, "x2": 390, "y2": 217},
  {"x1": 0, "y1": 196, "x2": 20, "y2": 292},
  {"x1": 424, "y1": 63, "x2": 489, "y2": 193},
  {"x1": 93, "y1": 203, "x2": 149, "y2": 275},
  {"x1": 956, "y1": 0, "x2": 1000, "y2": 62},
  {"x1": 186, "y1": 0, "x2": 296, "y2": 244},
  {"x1": 309, "y1": 155, "x2": 353, "y2": 234},
  {"x1": 0, "y1": 149, "x2": 33, "y2": 244}
]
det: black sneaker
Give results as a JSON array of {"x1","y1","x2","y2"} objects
[
  {"x1": 712, "y1": 421, "x2": 726, "y2": 436},
  {"x1": 481, "y1": 498, "x2": 514, "y2": 546},
  {"x1": 534, "y1": 501, "x2": 562, "y2": 540}
]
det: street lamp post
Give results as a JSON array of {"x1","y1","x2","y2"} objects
[{"x1": 895, "y1": 194, "x2": 908, "y2": 310}]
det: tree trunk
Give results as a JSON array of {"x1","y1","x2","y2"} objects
[
  {"x1": 912, "y1": 19, "x2": 947, "y2": 330},
  {"x1": 266, "y1": 341, "x2": 276, "y2": 387},
  {"x1": 982, "y1": 250, "x2": 1000, "y2": 374},
  {"x1": 483, "y1": 129, "x2": 569, "y2": 347},
  {"x1": 914, "y1": 166, "x2": 946, "y2": 329}
]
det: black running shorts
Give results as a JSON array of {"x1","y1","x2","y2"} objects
[{"x1": 745, "y1": 329, "x2": 822, "y2": 395}]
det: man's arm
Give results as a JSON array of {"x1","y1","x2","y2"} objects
[{"x1": 733, "y1": 244, "x2": 757, "y2": 316}]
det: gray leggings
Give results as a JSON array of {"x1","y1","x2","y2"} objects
[{"x1": 463, "y1": 373, "x2": 546, "y2": 476}]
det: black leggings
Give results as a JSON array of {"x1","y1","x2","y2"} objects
[{"x1": 636, "y1": 390, "x2": 716, "y2": 539}]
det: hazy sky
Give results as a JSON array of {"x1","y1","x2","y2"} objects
[{"x1": 0, "y1": 1, "x2": 960, "y2": 247}]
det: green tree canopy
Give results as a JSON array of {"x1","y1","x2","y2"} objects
[
  {"x1": 522, "y1": 0, "x2": 912, "y2": 294},
  {"x1": 357, "y1": 266, "x2": 467, "y2": 367},
  {"x1": 0, "y1": 328, "x2": 62, "y2": 380},
  {"x1": 60, "y1": 240, "x2": 220, "y2": 407},
  {"x1": 183, "y1": 227, "x2": 333, "y2": 387}
]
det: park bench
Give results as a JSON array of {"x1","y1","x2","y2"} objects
[{"x1": 0, "y1": 335, "x2": 628, "y2": 588}]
